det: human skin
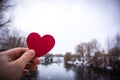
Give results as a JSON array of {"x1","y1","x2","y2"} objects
[{"x1": 0, "y1": 48, "x2": 40, "y2": 80}]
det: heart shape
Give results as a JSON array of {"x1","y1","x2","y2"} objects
[{"x1": 26, "y1": 32, "x2": 55, "y2": 57}]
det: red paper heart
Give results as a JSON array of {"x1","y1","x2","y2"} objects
[{"x1": 26, "y1": 32, "x2": 55, "y2": 57}]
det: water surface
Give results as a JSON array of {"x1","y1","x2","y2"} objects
[{"x1": 36, "y1": 62, "x2": 120, "y2": 80}]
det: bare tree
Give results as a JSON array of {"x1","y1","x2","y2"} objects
[
  {"x1": 107, "y1": 33, "x2": 120, "y2": 59},
  {"x1": 0, "y1": 0, "x2": 13, "y2": 28},
  {"x1": 106, "y1": 37, "x2": 115, "y2": 52},
  {"x1": 75, "y1": 39, "x2": 100, "y2": 58},
  {"x1": 75, "y1": 42, "x2": 86, "y2": 57},
  {"x1": 106, "y1": 33, "x2": 120, "y2": 69},
  {"x1": 115, "y1": 33, "x2": 120, "y2": 49},
  {"x1": 0, "y1": 0, "x2": 26, "y2": 51},
  {"x1": 0, "y1": 29, "x2": 27, "y2": 50}
]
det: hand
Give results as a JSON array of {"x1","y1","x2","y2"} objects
[{"x1": 0, "y1": 48, "x2": 40, "y2": 80}]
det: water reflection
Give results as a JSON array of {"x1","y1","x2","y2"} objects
[
  {"x1": 21, "y1": 70, "x2": 38, "y2": 80},
  {"x1": 64, "y1": 62, "x2": 120, "y2": 80},
  {"x1": 37, "y1": 62, "x2": 74, "y2": 80},
  {"x1": 22, "y1": 62, "x2": 120, "y2": 80}
]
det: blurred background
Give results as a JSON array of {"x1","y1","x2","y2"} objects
[{"x1": 0, "y1": 0, "x2": 120, "y2": 80}]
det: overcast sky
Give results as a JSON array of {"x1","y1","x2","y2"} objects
[{"x1": 12, "y1": 0, "x2": 120, "y2": 54}]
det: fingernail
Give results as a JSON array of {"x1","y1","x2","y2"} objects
[{"x1": 28, "y1": 50, "x2": 35, "y2": 56}]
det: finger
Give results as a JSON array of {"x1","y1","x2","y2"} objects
[
  {"x1": 25, "y1": 63, "x2": 33, "y2": 69},
  {"x1": 23, "y1": 69, "x2": 29, "y2": 75},
  {"x1": 25, "y1": 63, "x2": 38, "y2": 70},
  {"x1": 15, "y1": 49, "x2": 35, "y2": 69},
  {"x1": 30, "y1": 65, "x2": 38, "y2": 70},
  {"x1": 4, "y1": 48, "x2": 28, "y2": 60},
  {"x1": 31, "y1": 58, "x2": 40, "y2": 64}
]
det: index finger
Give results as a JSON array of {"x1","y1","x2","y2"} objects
[{"x1": 3, "y1": 47, "x2": 29, "y2": 60}]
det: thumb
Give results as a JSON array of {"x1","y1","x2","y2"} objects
[{"x1": 15, "y1": 49, "x2": 35, "y2": 68}]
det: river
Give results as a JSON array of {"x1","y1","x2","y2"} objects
[{"x1": 22, "y1": 62, "x2": 120, "y2": 80}]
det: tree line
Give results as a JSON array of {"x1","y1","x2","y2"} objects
[
  {"x1": 0, "y1": 0, "x2": 26, "y2": 51},
  {"x1": 64, "y1": 33, "x2": 120, "y2": 70}
]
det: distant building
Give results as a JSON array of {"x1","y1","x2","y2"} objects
[{"x1": 39, "y1": 56, "x2": 63, "y2": 64}]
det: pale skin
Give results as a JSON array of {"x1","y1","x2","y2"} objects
[{"x1": 0, "y1": 48, "x2": 40, "y2": 80}]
